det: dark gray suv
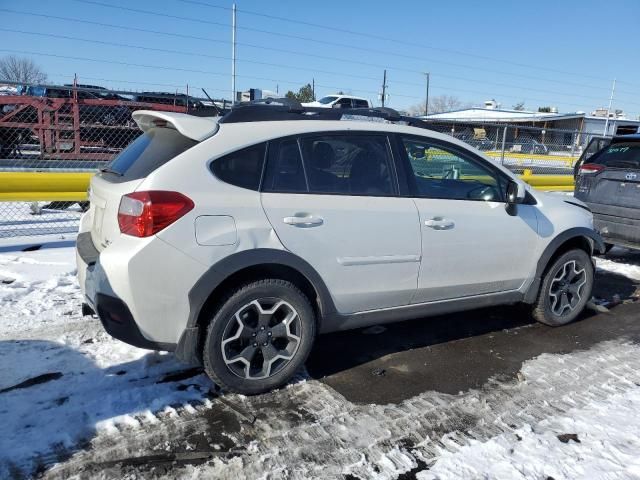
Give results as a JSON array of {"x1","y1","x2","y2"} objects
[{"x1": 575, "y1": 134, "x2": 640, "y2": 250}]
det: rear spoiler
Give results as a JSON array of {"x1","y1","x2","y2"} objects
[{"x1": 132, "y1": 110, "x2": 219, "y2": 142}]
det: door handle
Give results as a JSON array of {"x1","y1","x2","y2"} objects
[
  {"x1": 283, "y1": 215, "x2": 324, "y2": 227},
  {"x1": 424, "y1": 217, "x2": 455, "y2": 230}
]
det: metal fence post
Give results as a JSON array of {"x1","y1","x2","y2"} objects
[{"x1": 500, "y1": 126, "x2": 507, "y2": 165}]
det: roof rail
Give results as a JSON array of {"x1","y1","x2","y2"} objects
[{"x1": 218, "y1": 100, "x2": 430, "y2": 129}]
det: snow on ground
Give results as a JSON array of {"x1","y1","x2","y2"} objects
[
  {"x1": 417, "y1": 386, "x2": 640, "y2": 480},
  {"x1": 1, "y1": 240, "x2": 640, "y2": 479},
  {"x1": 597, "y1": 247, "x2": 640, "y2": 282},
  {"x1": 0, "y1": 241, "x2": 209, "y2": 478}
]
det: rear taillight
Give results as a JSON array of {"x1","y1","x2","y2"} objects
[
  {"x1": 579, "y1": 164, "x2": 604, "y2": 175},
  {"x1": 118, "y1": 191, "x2": 194, "y2": 237}
]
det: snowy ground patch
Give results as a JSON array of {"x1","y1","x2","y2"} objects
[
  {"x1": 417, "y1": 386, "x2": 640, "y2": 480},
  {"x1": 0, "y1": 242, "x2": 210, "y2": 478},
  {"x1": 1, "y1": 240, "x2": 640, "y2": 479},
  {"x1": 597, "y1": 246, "x2": 640, "y2": 282}
]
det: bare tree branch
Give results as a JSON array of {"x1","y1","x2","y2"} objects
[
  {"x1": 407, "y1": 95, "x2": 474, "y2": 116},
  {"x1": 0, "y1": 56, "x2": 47, "y2": 84}
]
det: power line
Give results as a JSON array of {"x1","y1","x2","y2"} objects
[
  {"x1": 6, "y1": 27, "x2": 640, "y2": 109},
  {"x1": 0, "y1": 48, "x2": 411, "y2": 101},
  {"x1": 68, "y1": 0, "x2": 637, "y2": 94},
  {"x1": 71, "y1": 0, "x2": 230, "y2": 29},
  {"x1": 4, "y1": 7, "x2": 639, "y2": 100},
  {"x1": 2, "y1": 10, "x2": 638, "y2": 112},
  {"x1": 0, "y1": 28, "x2": 413, "y2": 86},
  {"x1": 47, "y1": 73, "x2": 231, "y2": 93},
  {"x1": 0, "y1": 8, "x2": 229, "y2": 47},
  {"x1": 178, "y1": 0, "x2": 635, "y2": 87}
]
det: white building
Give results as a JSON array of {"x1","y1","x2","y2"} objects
[{"x1": 421, "y1": 105, "x2": 640, "y2": 148}]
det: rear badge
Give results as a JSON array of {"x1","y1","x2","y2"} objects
[{"x1": 625, "y1": 172, "x2": 637, "y2": 181}]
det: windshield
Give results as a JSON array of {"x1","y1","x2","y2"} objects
[
  {"x1": 318, "y1": 96, "x2": 338, "y2": 104},
  {"x1": 106, "y1": 127, "x2": 197, "y2": 180},
  {"x1": 589, "y1": 142, "x2": 640, "y2": 169}
]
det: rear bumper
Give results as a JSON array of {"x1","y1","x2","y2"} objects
[
  {"x1": 95, "y1": 293, "x2": 174, "y2": 351},
  {"x1": 589, "y1": 207, "x2": 640, "y2": 248},
  {"x1": 76, "y1": 232, "x2": 175, "y2": 352}
]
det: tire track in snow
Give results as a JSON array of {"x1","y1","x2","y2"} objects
[{"x1": 45, "y1": 339, "x2": 640, "y2": 480}]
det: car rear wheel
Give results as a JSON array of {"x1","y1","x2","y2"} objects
[
  {"x1": 532, "y1": 249, "x2": 594, "y2": 326},
  {"x1": 202, "y1": 279, "x2": 316, "y2": 395}
]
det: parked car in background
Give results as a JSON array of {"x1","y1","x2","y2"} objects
[
  {"x1": 575, "y1": 134, "x2": 640, "y2": 251},
  {"x1": 23, "y1": 85, "x2": 131, "y2": 126},
  {"x1": 454, "y1": 133, "x2": 495, "y2": 151},
  {"x1": 130, "y1": 92, "x2": 218, "y2": 114},
  {"x1": 302, "y1": 94, "x2": 371, "y2": 109},
  {"x1": 573, "y1": 136, "x2": 611, "y2": 178},
  {"x1": 512, "y1": 138, "x2": 549, "y2": 155},
  {"x1": 77, "y1": 104, "x2": 603, "y2": 395}
]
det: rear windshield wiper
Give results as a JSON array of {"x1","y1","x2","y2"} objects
[
  {"x1": 100, "y1": 167, "x2": 123, "y2": 176},
  {"x1": 605, "y1": 160, "x2": 640, "y2": 169}
]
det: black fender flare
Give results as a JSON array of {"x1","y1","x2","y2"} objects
[
  {"x1": 523, "y1": 227, "x2": 604, "y2": 304},
  {"x1": 175, "y1": 248, "x2": 337, "y2": 365}
]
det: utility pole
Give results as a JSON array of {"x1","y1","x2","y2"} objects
[
  {"x1": 424, "y1": 72, "x2": 430, "y2": 116},
  {"x1": 312, "y1": 78, "x2": 315, "y2": 100},
  {"x1": 231, "y1": 3, "x2": 237, "y2": 105},
  {"x1": 603, "y1": 78, "x2": 616, "y2": 136},
  {"x1": 381, "y1": 69, "x2": 387, "y2": 107}
]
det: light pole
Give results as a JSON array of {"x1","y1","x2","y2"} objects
[
  {"x1": 603, "y1": 78, "x2": 616, "y2": 136},
  {"x1": 424, "y1": 72, "x2": 430, "y2": 117},
  {"x1": 231, "y1": 3, "x2": 237, "y2": 105}
]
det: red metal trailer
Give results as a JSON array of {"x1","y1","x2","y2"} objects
[{"x1": 0, "y1": 91, "x2": 193, "y2": 161}]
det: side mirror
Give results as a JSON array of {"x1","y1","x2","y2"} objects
[{"x1": 506, "y1": 180, "x2": 526, "y2": 205}]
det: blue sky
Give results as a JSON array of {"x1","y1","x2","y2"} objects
[{"x1": 1, "y1": 0, "x2": 639, "y2": 116}]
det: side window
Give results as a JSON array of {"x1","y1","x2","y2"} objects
[
  {"x1": 335, "y1": 98, "x2": 353, "y2": 108},
  {"x1": 211, "y1": 142, "x2": 266, "y2": 191},
  {"x1": 401, "y1": 136, "x2": 504, "y2": 202},
  {"x1": 262, "y1": 139, "x2": 308, "y2": 193},
  {"x1": 353, "y1": 99, "x2": 369, "y2": 108},
  {"x1": 298, "y1": 134, "x2": 395, "y2": 196}
]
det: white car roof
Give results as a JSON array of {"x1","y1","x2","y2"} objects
[{"x1": 328, "y1": 94, "x2": 368, "y2": 101}]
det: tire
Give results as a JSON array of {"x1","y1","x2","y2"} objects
[
  {"x1": 202, "y1": 279, "x2": 316, "y2": 395},
  {"x1": 532, "y1": 249, "x2": 594, "y2": 326}
]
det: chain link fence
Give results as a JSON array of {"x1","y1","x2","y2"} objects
[
  {"x1": 0, "y1": 80, "x2": 226, "y2": 239},
  {"x1": 1, "y1": 80, "x2": 597, "y2": 239},
  {"x1": 422, "y1": 120, "x2": 601, "y2": 175}
]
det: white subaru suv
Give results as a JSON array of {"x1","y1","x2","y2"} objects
[{"x1": 76, "y1": 103, "x2": 603, "y2": 394}]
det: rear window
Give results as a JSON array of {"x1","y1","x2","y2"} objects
[
  {"x1": 589, "y1": 143, "x2": 640, "y2": 169},
  {"x1": 211, "y1": 143, "x2": 266, "y2": 191},
  {"x1": 106, "y1": 127, "x2": 197, "y2": 180}
]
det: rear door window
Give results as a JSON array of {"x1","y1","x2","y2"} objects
[
  {"x1": 262, "y1": 139, "x2": 308, "y2": 193},
  {"x1": 298, "y1": 134, "x2": 396, "y2": 196},
  {"x1": 106, "y1": 127, "x2": 197, "y2": 180},
  {"x1": 590, "y1": 143, "x2": 640, "y2": 169},
  {"x1": 335, "y1": 98, "x2": 353, "y2": 108}
]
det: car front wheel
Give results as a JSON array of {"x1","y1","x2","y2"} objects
[
  {"x1": 532, "y1": 249, "x2": 594, "y2": 326},
  {"x1": 203, "y1": 279, "x2": 316, "y2": 395}
]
